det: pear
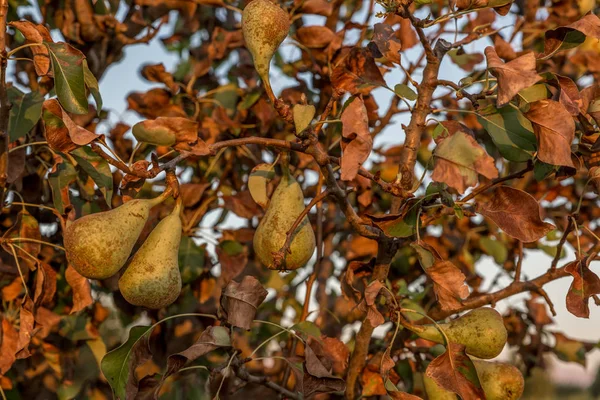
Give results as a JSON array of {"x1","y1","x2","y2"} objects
[
  {"x1": 253, "y1": 162, "x2": 315, "y2": 270},
  {"x1": 424, "y1": 360, "x2": 524, "y2": 400},
  {"x1": 119, "y1": 199, "x2": 183, "y2": 309},
  {"x1": 405, "y1": 308, "x2": 507, "y2": 359},
  {"x1": 242, "y1": 0, "x2": 290, "y2": 93},
  {"x1": 64, "y1": 191, "x2": 171, "y2": 279}
]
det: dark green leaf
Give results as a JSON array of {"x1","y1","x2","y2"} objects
[
  {"x1": 394, "y1": 84, "x2": 417, "y2": 101},
  {"x1": 8, "y1": 87, "x2": 44, "y2": 142},
  {"x1": 70, "y1": 146, "x2": 113, "y2": 205},
  {"x1": 179, "y1": 236, "x2": 207, "y2": 284},
  {"x1": 46, "y1": 42, "x2": 88, "y2": 114},
  {"x1": 477, "y1": 105, "x2": 536, "y2": 162},
  {"x1": 48, "y1": 157, "x2": 77, "y2": 213},
  {"x1": 100, "y1": 325, "x2": 152, "y2": 400},
  {"x1": 83, "y1": 59, "x2": 102, "y2": 114}
]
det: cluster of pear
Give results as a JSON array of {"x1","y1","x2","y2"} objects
[
  {"x1": 406, "y1": 308, "x2": 525, "y2": 399},
  {"x1": 253, "y1": 159, "x2": 316, "y2": 270},
  {"x1": 63, "y1": 191, "x2": 183, "y2": 309}
]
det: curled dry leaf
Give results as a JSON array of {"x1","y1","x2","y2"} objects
[
  {"x1": 9, "y1": 21, "x2": 52, "y2": 75},
  {"x1": 15, "y1": 296, "x2": 35, "y2": 359},
  {"x1": 525, "y1": 99, "x2": 575, "y2": 168},
  {"x1": 331, "y1": 47, "x2": 386, "y2": 95},
  {"x1": 34, "y1": 262, "x2": 57, "y2": 306},
  {"x1": 549, "y1": 74, "x2": 583, "y2": 116},
  {"x1": 552, "y1": 332, "x2": 594, "y2": 366},
  {"x1": 542, "y1": 14, "x2": 600, "y2": 58},
  {"x1": 340, "y1": 96, "x2": 373, "y2": 181},
  {"x1": 3, "y1": 209, "x2": 41, "y2": 267},
  {"x1": 159, "y1": 326, "x2": 231, "y2": 393},
  {"x1": 42, "y1": 99, "x2": 101, "y2": 152},
  {"x1": 485, "y1": 47, "x2": 542, "y2": 108},
  {"x1": 565, "y1": 257, "x2": 600, "y2": 318},
  {"x1": 0, "y1": 317, "x2": 19, "y2": 374},
  {"x1": 358, "y1": 280, "x2": 386, "y2": 327},
  {"x1": 425, "y1": 342, "x2": 485, "y2": 400},
  {"x1": 140, "y1": 63, "x2": 178, "y2": 93},
  {"x1": 426, "y1": 261, "x2": 469, "y2": 311},
  {"x1": 221, "y1": 275, "x2": 268, "y2": 330},
  {"x1": 431, "y1": 131, "x2": 498, "y2": 194},
  {"x1": 476, "y1": 186, "x2": 555, "y2": 242},
  {"x1": 132, "y1": 117, "x2": 198, "y2": 148},
  {"x1": 372, "y1": 23, "x2": 402, "y2": 64},
  {"x1": 65, "y1": 265, "x2": 93, "y2": 314},
  {"x1": 296, "y1": 26, "x2": 336, "y2": 49}
]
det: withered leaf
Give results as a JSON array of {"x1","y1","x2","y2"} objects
[
  {"x1": 296, "y1": 26, "x2": 336, "y2": 49},
  {"x1": 553, "y1": 332, "x2": 593, "y2": 366},
  {"x1": 331, "y1": 47, "x2": 386, "y2": 95},
  {"x1": 565, "y1": 257, "x2": 600, "y2": 318},
  {"x1": 542, "y1": 14, "x2": 600, "y2": 58},
  {"x1": 216, "y1": 240, "x2": 248, "y2": 285},
  {"x1": 550, "y1": 74, "x2": 583, "y2": 116},
  {"x1": 321, "y1": 337, "x2": 350, "y2": 375},
  {"x1": 525, "y1": 99, "x2": 575, "y2": 168},
  {"x1": 358, "y1": 280, "x2": 386, "y2": 327},
  {"x1": 140, "y1": 63, "x2": 178, "y2": 93},
  {"x1": 9, "y1": 21, "x2": 52, "y2": 76},
  {"x1": 340, "y1": 96, "x2": 373, "y2": 181},
  {"x1": 485, "y1": 46, "x2": 541, "y2": 108},
  {"x1": 295, "y1": 0, "x2": 333, "y2": 15},
  {"x1": 425, "y1": 343, "x2": 485, "y2": 400},
  {"x1": 455, "y1": 0, "x2": 488, "y2": 10},
  {"x1": 15, "y1": 296, "x2": 35, "y2": 359},
  {"x1": 372, "y1": 23, "x2": 402, "y2": 64},
  {"x1": 34, "y1": 262, "x2": 57, "y2": 306},
  {"x1": 448, "y1": 49, "x2": 484, "y2": 72},
  {"x1": 42, "y1": 99, "x2": 101, "y2": 152},
  {"x1": 159, "y1": 326, "x2": 230, "y2": 393},
  {"x1": 223, "y1": 190, "x2": 263, "y2": 219},
  {"x1": 65, "y1": 265, "x2": 93, "y2": 314},
  {"x1": 2, "y1": 209, "x2": 41, "y2": 267},
  {"x1": 133, "y1": 117, "x2": 198, "y2": 148},
  {"x1": 305, "y1": 342, "x2": 337, "y2": 378},
  {"x1": 476, "y1": 186, "x2": 555, "y2": 242},
  {"x1": 221, "y1": 275, "x2": 267, "y2": 330},
  {"x1": 426, "y1": 261, "x2": 469, "y2": 311},
  {"x1": 431, "y1": 131, "x2": 498, "y2": 194},
  {"x1": 0, "y1": 317, "x2": 19, "y2": 374}
]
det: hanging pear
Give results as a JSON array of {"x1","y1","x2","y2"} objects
[
  {"x1": 242, "y1": 0, "x2": 290, "y2": 93},
  {"x1": 404, "y1": 308, "x2": 507, "y2": 359},
  {"x1": 424, "y1": 360, "x2": 524, "y2": 400},
  {"x1": 118, "y1": 198, "x2": 183, "y2": 309},
  {"x1": 253, "y1": 157, "x2": 315, "y2": 270},
  {"x1": 64, "y1": 191, "x2": 171, "y2": 279}
]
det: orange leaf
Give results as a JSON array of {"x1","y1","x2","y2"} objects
[
  {"x1": 65, "y1": 265, "x2": 93, "y2": 314},
  {"x1": 426, "y1": 261, "x2": 469, "y2": 311},
  {"x1": 340, "y1": 96, "x2": 373, "y2": 181},
  {"x1": 565, "y1": 257, "x2": 600, "y2": 318}
]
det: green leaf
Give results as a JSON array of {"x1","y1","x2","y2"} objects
[
  {"x1": 46, "y1": 42, "x2": 88, "y2": 114},
  {"x1": 8, "y1": 87, "x2": 44, "y2": 142},
  {"x1": 292, "y1": 321, "x2": 322, "y2": 341},
  {"x1": 48, "y1": 157, "x2": 77, "y2": 213},
  {"x1": 394, "y1": 84, "x2": 417, "y2": 101},
  {"x1": 534, "y1": 160, "x2": 557, "y2": 181},
  {"x1": 179, "y1": 236, "x2": 207, "y2": 284},
  {"x1": 83, "y1": 59, "x2": 102, "y2": 114},
  {"x1": 238, "y1": 91, "x2": 261, "y2": 110},
  {"x1": 479, "y1": 237, "x2": 508, "y2": 264},
  {"x1": 100, "y1": 325, "x2": 152, "y2": 400},
  {"x1": 70, "y1": 146, "x2": 113, "y2": 206},
  {"x1": 477, "y1": 105, "x2": 536, "y2": 162}
]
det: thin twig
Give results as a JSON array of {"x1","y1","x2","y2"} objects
[{"x1": 550, "y1": 217, "x2": 574, "y2": 271}]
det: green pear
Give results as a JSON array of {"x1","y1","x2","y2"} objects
[
  {"x1": 119, "y1": 199, "x2": 183, "y2": 309},
  {"x1": 405, "y1": 308, "x2": 507, "y2": 359},
  {"x1": 253, "y1": 163, "x2": 315, "y2": 270},
  {"x1": 64, "y1": 191, "x2": 171, "y2": 279},
  {"x1": 424, "y1": 360, "x2": 524, "y2": 400},
  {"x1": 242, "y1": 0, "x2": 290, "y2": 93},
  {"x1": 132, "y1": 121, "x2": 176, "y2": 146}
]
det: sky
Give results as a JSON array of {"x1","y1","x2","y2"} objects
[{"x1": 30, "y1": 0, "x2": 600, "y2": 388}]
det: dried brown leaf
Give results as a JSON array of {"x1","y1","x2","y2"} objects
[
  {"x1": 426, "y1": 261, "x2": 469, "y2": 311},
  {"x1": 340, "y1": 96, "x2": 373, "y2": 181},
  {"x1": 565, "y1": 257, "x2": 600, "y2": 318},
  {"x1": 525, "y1": 99, "x2": 575, "y2": 167},
  {"x1": 221, "y1": 275, "x2": 268, "y2": 330},
  {"x1": 372, "y1": 23, "x2": 402, "y2": 64},
  {"x1": 485, "y1": 46, "x2": 541, "y2": 108},
  {"x1": 476, "y1": 186, "x2": 555, "y2": 242},
  {"x1": 65, "y1": 265, "x2": 93, "y2": 314}
]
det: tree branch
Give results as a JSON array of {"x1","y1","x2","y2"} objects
[{"x1": 0, "y1": 0, "x2": 10, "y2": 205}]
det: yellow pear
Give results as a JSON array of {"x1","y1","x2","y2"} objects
[
  {"x1": 119, "y1": 199, "x2": 183, "y2": 309},
  {"x1": 64, "y1": 191, "x2": 171, "y2": 279},
  {"x1": 424, "y1": 360, "x2": 524, "y2": 400},
  {"x1": 253, "y1": 161, "x2": 315, "y2": 270},
  {"x1": 242, "y1": 0, "x2": 290, "y2": 92},
  {"x1": 404, "y1": 308, "x2": 507, "y2": 359}
]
